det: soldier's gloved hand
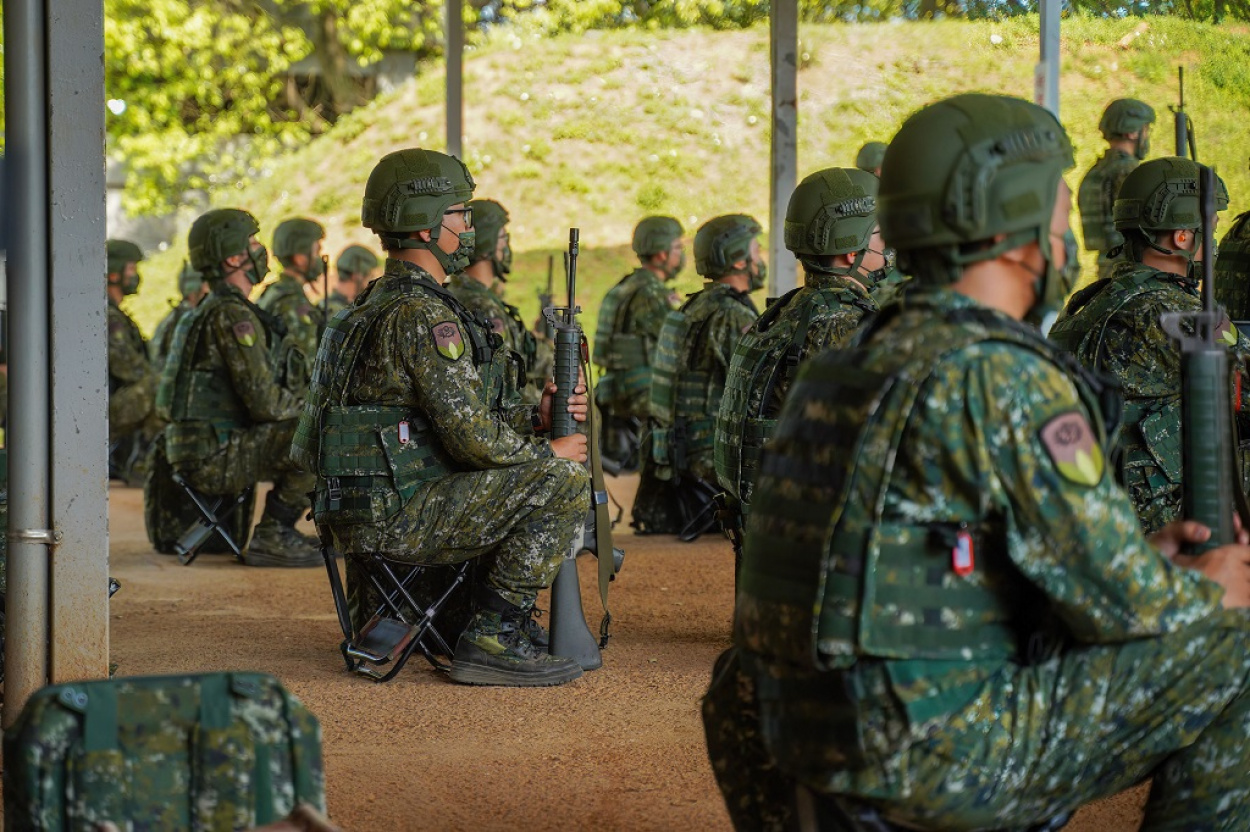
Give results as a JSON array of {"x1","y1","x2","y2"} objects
[
  {"x1": 552, "y1": 433, "x2": 588, "y2": 463},
  {"x1": 537, "y1": 377, "x2": 589, "y2": 430}
]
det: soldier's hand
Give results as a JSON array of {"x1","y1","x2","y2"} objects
[
  {"x1": 538, "y1": 379, "x2": 589, "y2": 430},
  {"x1": 1150, "y1": 520, "x2": 1217, "y2": 560},
  {"x1": 552, "y1": 433, "x2": 588, "y2": 463},
  {"x1": 1183, "y1": 545, "x2": 1250, "y2": 609}
]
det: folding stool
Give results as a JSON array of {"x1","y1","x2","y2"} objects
[{"x1": 169, "y1": 470, "x2": 253, "y2": 566}]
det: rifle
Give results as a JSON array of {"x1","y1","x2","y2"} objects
[
  {"x1": 1161, "y1": 164, "x2": 1250, "y2": 552},
  {"x1": 544, "y1": 228, "x2": 623, "y2": 669},
  {"x1": 1171, "y1": 67, "x2": 1198, "y2": 161}
]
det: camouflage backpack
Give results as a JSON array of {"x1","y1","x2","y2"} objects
[
  {"x1": 1215, "y1": 211, "x2": 1250, "y2": 321},
  {"x1": 4, "y1": 672, "x2": 325, "y2": 831}
]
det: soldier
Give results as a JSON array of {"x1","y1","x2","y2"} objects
[
  {"x1": 1078, "y1": 98, "x2": 1156, "y2": 280},
  {"x1": 637, "y1": 215, "x2": 763, "y2": 538},
  {"x1": 446, "y1": 199, "x2": 546, "y2": 404},
  {"x1": 157, "y1": 208, "x2": 320, "y2": 567},
  {"x1": 258, "y1": 217, "x2": 326, "y2": 359},
  {"x1": 854, "y1": 141, "x2": 886, "y2": 176},
  {"x1": 150, "y1": 261, "x2": 207, "y2": 370},
  {"x1": 1214, "y1": 199, "x2": 1250, "y2": 323},
  {"x1": 292, "y1": 148, "x2": 591, "y2": 687},
  {"x1": 593, "y1": 216, "x2": 685, "y2": 472},
  {"x1": 715, "y1": 169, "x2": 889, "y2": 565},
  {"x1": 107, "y1": 239, "x2": 161, "y2": 484},
  {"x1": 324, "y1": 244, "x2": 380, "y2": 319},
  {"x1": 705, "y1": 92, "x2": 1250, "y2": 831},
  {"x1": 1050, "y1": 157, "x2": 1240, "y2": 534}
]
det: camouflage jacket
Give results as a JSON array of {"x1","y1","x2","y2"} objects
[
  {"x1": 1215, "y1": 211, "x2": 1250, "y2": 321},
  {"x1": 445, "y1": 273, "x2": 539, "y2": 402},
  {"x1": 108, "y1": 299, "x2": 152, "y2": 394},
  {"x1": 1049, "y1": 260, "x2": 1250, "y2": 532},
  {"x1": 149, "y1": 301, "x2": 191, "y2": 371},
  {"x1": 1078, "y1": 148, "x2": 1138, "y2": 254},
  {"x1": 257, "y1": 272, "x2": 322, "y2": 360},
  {"x1": 737, "y1": 287, "x2": 1225, "y2": 783},
  {"x1": 714, "y1": 272, "x2": 877, "y2": 506},
  {"x1": 593, "y1": 267, "x2": 676, "y2": 418}
]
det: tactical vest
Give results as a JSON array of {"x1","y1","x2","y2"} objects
[
  {"x1": 594, "y1": 270, "x2": 662, "y2": 409},
  {"x1": 1216, "y1": 211, "x2": 1250, "y2": 321},
  {"x1": 291, "y1": 272, "x2": 495, "y2": 526},
  {"x1": 1077, "y1": 150, "x2": 1135, "y2": 253},
  {"x1": 737, "y1": 306, "x2": 1110, "y2": 678},
  {"x1": 715, "y1": 284, "x2": 874, "y2": 512},
  {"x1": 256, "y1": 276, "x2": 303, "y2": 316},
  {"x1": 157, "y1": 290, "x2": 255, "y2": 462}
]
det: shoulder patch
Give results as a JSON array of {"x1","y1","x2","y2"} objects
[
  {"x1": 1040, "y1": 411, "x2": 1104, "y2": 487},
  {"x1": 434, "y1": 321, "x2": 465, "y2": 360},
  {"x1": 232, "y1": 320, "x2": 257, "y2": 347},
  {"x1": 1218, "y1": 316, "x2": 1238, "y2": 347}
]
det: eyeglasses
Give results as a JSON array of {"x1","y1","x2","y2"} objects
[{"x1": 444, "y1": 207, "x2": 473, "y2": 227}]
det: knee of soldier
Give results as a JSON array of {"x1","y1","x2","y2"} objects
[{"x1": 540, "y1": 457, "x2": 591, "y2": 505}]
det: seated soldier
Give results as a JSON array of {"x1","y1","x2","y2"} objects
[
  {"x1": 150, "y1": 260, "x2": 208, "y2": 371},
  {"x1": 292, "y1": 148, "x2": 591, "y2": 687},
  {"x1": 639, "y1": 215, "x2": 763, "y2": 538},
  {"x1": 157, "y1": 209, "x2": 320, "y2": 567},
  {"x1": 705, "y1": 92, "x2": 1250, "y2": 831},
  {"x1": 259, "y1": 218, "x2": 326, "y2": 360},
  {"x1": 324, "y1": 245, "x2": 380, "y2": 319},
  {"x1": 716, "y1": 169, "x2": 889, "y2": 565},
  {"x1": 107, "y1": 239, "x2": 162, "y2": 485},
  {"x1": 446, "y1": 199, "x2": 546, "y2": 404},
  {"x1": 1050, "y1": 157, "x2": 1247, "y2": 534}
]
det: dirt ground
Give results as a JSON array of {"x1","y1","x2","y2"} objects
[{"x1": 94, "y1": 474, "x2": 1148, "y2": 831}]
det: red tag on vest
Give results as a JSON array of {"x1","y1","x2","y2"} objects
[
  {"x1": 398, "y1": 420, "x2": 410, "y2": 444},
  {"x1": 1237, "y1": 372, "x2": 1244, "y2": 413},
  {"x1": 952, "y1": 530, "x2": 974, "y2": 577}
]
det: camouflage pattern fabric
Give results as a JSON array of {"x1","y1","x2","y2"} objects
[
  {"x1": 1215, "y1": 211, "x2": 1250, "y2": 321},
  {"x1": 149, "y1": 301, "x2": 191, "y2": 371},
  {"x1": 159, "y1": 283, "x2": 313, "y2": 511},
  {"x1": 322, "y1": 289, "x2": 352, "y2": 321},
  {"x1": 1049, "y1": 260, "x2": 1250, "y2": 533},
  {"x1": 257, "y1": 273, "x2": 323, "y2": 363},
  {"x1": 3, "y1": 672, "x2": 326, "y2": 831},
  {"x1": 144, "y1": 431, "x2": 255, "y2": 555},
  {"x1": 446, "y1": 273, "x2": 543, "y2": 404},
  {"x1": 301, "y1": 259, "x2": 589, "y2": 611},
  {"x1": 593, "y1": 267, "x2": 676, "y2": 420},
  {"x1": 108, "y1": 299, "x2": 158, "y2": 443},
  {"x1": 712, "y1": 286, "x2": 1250, "y2": 829},
  {"x1": 1077, "y1": 148, "x2": 1139, "y2": 280}
]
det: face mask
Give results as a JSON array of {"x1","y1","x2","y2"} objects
[
  {"x1": 493, "y1": 240, "x2": 514, "y2": 281},
  {"x1": 306, "y1": 251, "x2": 325, "y2": 280},
  {"x1": 748, "y1": 258, "x2": 768, "y2": 291},
  {"x1": 433, "y1": 226, "x2": 476, "y2": 276},
  {"x1": 1135, "y1": 134, "x2": 1150, "y2": 161},
  {"x1": 858, "y1": 248, "x2": 896, "y2": 289},
  {"x1": 665, "y1": 250, "x2": 685, "y2": 281},
  {"x1": 122, "y1": 271, "x2": 141, "y2": 296},
  {"x1": 1024, "y1": 232, "x2": 1065, "y2": 328},
  {"x1": 244, "y1": 244, "x2": 269, "y2": 286}
]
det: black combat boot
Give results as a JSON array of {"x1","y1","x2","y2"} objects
[
  {"x1": 449, "y1": 589, "x2": 580, "y2": 687},
  {"x1": 244, "y1": 494, "x2": 321, "y2": 568}
]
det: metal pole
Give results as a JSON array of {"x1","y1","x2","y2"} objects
[
  {"x1": 4, "y1": 0, "x2": 53, "y2": 728},
  {"x1": 1036, "y1": 0, "x2": 1061, "y2": 116},
  {"x1": 446, "y1": 0, "x2": 464, "y2": 159},
  {"x1": 48, "y1": 0, "x2": 109, "y2": 682},
  {"x1": 769, "y1": 1, "x2": 799, "y2": 296}
]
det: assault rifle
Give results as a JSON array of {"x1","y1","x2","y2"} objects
[
  {"x1": 1171, "y1": 67, "x2": 1198, "y2": 161},
  {"x1": 544, "y1": 228, "x2": 623, "y2": 670},
  {"x1": 1161, "y1": 164, "x2": 1250, "y2": 552}
]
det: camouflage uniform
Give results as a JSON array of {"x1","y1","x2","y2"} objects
[
  {"x1": 257, "y1": 273, "x2": 322, "y2": 362},
  {"x1": 446, "y1": 273, "x2": 542, "y2": 405},
  {"x1": 1078, "y1": 98, "x2": 1155, "y2": 282},
  {"x1": 323, "y1": 289, "x2": 353, "y2": 320},
  {"x1": 108, "y1": 299, "x2": 159, "y2": 443},
  {"x1": 151, "y1": 301, "x2": 192, "y2": 370},
  {"x1": 594, "y1": 267, "x2": 676, "y2": 420},
  {"x1": 1215, "y1": 210, "x2": 1250, "y2": 321}
]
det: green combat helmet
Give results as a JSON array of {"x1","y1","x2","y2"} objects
[
  {"x1": 1100, "y1": 98, "x2": 1156, "y2": 160},
  {"x1": 273, "y1": 217, "x2": 326, "y2": 281},
  {"x1": 336, "y1": 244, "x2": 379, "y2": 278},
  {"x1": 784, "y1": 167, "x2": 889, "y2": 287},
  {"x1": 1113, "y1": 156, "x2": 1228, "y2": 266},
  {"x1": 632, "y1": 216, "x2": 684, "y2": 258},
  {"x1": 106, "y1": 239, "x2": 145, "y2": 295},
  {"x1": 879, "y1": 93, "x2": 1074, "y2": 318},
  {"x1": 188, "y1": 208, "x2": 267, "y2": 285},
  {"x1": 854, "y1": 141, "x2": 887, "y2": 174},
  {"x1": 467, "y1": 199, "x2": 512, "y2": 280},
  {"x1": 695, "y1": 214, "x2": 764, "y2": 287},
  {"x1": 361, "y1": 148, "x2": 476, "y2": 275},
  {"x1": 177, "y1": 260, "x2": 203, "y2": 298}
]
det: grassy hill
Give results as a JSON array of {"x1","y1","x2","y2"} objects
[{"x1": 128, "y1": 15, "x2": 1250, "y2": 341}]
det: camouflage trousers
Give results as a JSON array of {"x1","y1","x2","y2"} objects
[
  {"x1": 175, "y1": 420, "x2": 314, "y2": 516},
  {"x1": 328, "y1": 456, "x2": 589, "y2": 611},
  {"x1": 706, "y1": 610, "x2": 1250, "y2": 831}
]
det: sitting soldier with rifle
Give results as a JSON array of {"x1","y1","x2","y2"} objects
[
  {"x1": 716, "y1": 168, "x2": 890, "y2": 571},
  {"x1": 293, "y1": 148, "x2": 592, "y2": 687},
  {"x1": 639, "y1": 214, "x2": 763, "y2": 538},
  {"x1": 1051, "y1": 157, "x2": 1249, "y2": 533}
]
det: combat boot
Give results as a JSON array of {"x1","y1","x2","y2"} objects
[
  {"x1": 243, "y1": 516, "x2": 321, "y2": 568},
  {"x1": 520, "y1": 607, "x2": 549, "y2": 652},
  {"x1": 449, "y1": 609, "x2": 581, "y2": 687}
]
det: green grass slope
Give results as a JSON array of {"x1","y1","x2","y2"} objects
[{"x1": 129, "y1": 15, "x2": 1250, "y2": 340}]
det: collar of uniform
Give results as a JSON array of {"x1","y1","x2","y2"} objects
[
  {"x1": 1110, "y1": 259, "x2": 1198, "y2": 294},
  {"x1": 446, "y1": 272, "x2": 491, "y2": 296},
  {"x1": 211, "y1": 281, "x2": 247, "y2": 301},
  {"x1": 899, "y1": 285, "x2": 992, "y2": 316},
  {"x1": 808, "y1": 272, "x2": 875, "y2": 304},
  {"x1": 381, "y1": 257, "x2": 439, "y2": 285}
]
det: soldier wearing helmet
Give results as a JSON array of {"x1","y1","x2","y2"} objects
[
  {"x1": 156, "y1": 208, "x2": 321, "y2": 568},
  {"x1": 634, "y1": 215, "x2": 763, "y2": 538},
  {"x1": 323, "y1": 244, "x2": 380, "y2": 319},
  {"x1": 705, "y1": 94, "x2": 1250, "y2": 830},
  {"x1": 445, "y1": 199, "x2": 546, "y2": 404},
  {"x1": 1051, "y1": 156, "x2": 1245, "y2": 532},
  {"x1": 592, "y1": 215, "x2": 686, "y2": 472},
  {"x1": 258, "y1": 217, "x2": 326, "y2": 359},
  {"x1": 1214, "y1": 161, "x2": 1250, "y2": 322},
  {"x1": 105, "y1": 239, "x2": 161, "y2": 484},
  {"x1": 854, "y1": 141, "x2": 887, "y2": 176},
  {"x1": 1078, "y1": 98, "x2": 1156, "y2": 279},
  {"x1": 713, "y1": 168, "x2": 891, "y2": 564},
  {"x1": 150, "y1": 260, "x2": 208, "y2": 371},
  {"x1": 292, "y1": 148, "x2": 591, "y2": 687}
]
